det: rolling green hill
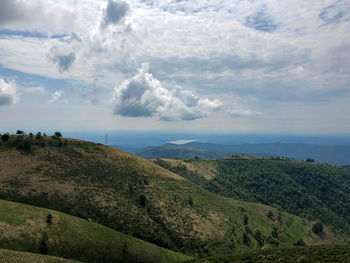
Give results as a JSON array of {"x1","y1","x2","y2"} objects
[
  {"x1": 187, "y1": 245, "x2": 350, "y2": 263},
  {"x1": 153, "y1": 158, "x2": 350, "y2": 239},
  {"x1": 0, "y1": 248, "x2": 80, "y2": 263},
  {"x1": 0, "y1": 136, "x2": 336, "y2": 256},
  {"x1": 0, "y1": 199, "x2": 190, "y2": 263}
]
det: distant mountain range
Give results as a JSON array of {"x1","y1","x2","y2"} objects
[
  {"x1": 134, "y1": 142, "x2": 350, "y2": 166},
  {"x1": 133, "y1": 143, "x2": 232, "y2": 160}
]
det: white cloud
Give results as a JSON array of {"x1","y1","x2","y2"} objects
[
  {"x1": 3, "y1": 0, "x2": 348, "y2": 97},
  {"x1": 0, "y1": 0, "x2": 77, "y2": 34},
  {"x1": 49, "y1": 47, "x2": 76, "y2": 73},
  {"x1": 112, "y1": 63, "x2": 221, "y2": 121},
  {"x1": 100, "y1": 0, "x2": 130, "y2": 28},
  {"x1": 21, "y1": 86, "x2": 47, "y2": 95},
  {"x1": 0, "y1": 0, "x2": 350, "y2": 132},
  {"x1": 0, "y1": 78, "x2": 18, "y2": 106},
  {"x1": 49, "y1": 91, "x2": 65, "y2": 103},
  {"x1": 46, "y1": 33, "x2": 85, "y2": 73}
]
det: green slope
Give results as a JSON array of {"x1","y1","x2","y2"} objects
[
  {"x1": 0, "y1": 248, "x2": 80, "y2": 263},
  {"x1": 0, "y1": 199, "x2": 190, "y2": 263},
  {"x1": 153, "y1": 158, "x2": 350, "y2": 238},
  {"x1": 187, "y1": 245, "x2": 350, "y2": 263},
  {"x1": 0, "y1": 138, "x2": 341, "y2": 256}
]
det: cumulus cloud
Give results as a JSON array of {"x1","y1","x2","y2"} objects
[
  {"x1": 49, "y1": 91, "x2": 65, "y2": 103},
  {"x1": 112, "y1": 63, "x2": 221, "y2": 121},
  {"x1": 0, "y1": 0, "x2": 76, "y2": 34},
  {"x1": 101, "y1": 0, "x2": 130, "y2": 27},
  {"x1": 0, "y1": 78, "x2": 18, "y2": 106},
  {"x1": 0, "y1": 0, "x2": 39, "y2": 25},
  {"x1": 50, "y1": 49, "x2": 76, "y2": 73},
  {"x1": 0, "y1": 0, "x2": 350, "y2": 131},
  {"x1": 47, "y1": 34, "x2": 82, "y2": 73}
]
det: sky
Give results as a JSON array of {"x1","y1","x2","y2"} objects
[{"x1": 0, "y1": 0, "x2": 350, "y2": 134}]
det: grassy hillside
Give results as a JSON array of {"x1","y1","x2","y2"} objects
[
  {"x1": 0, "y1": 248, "x2": 80, "y2": 263},
  {"x1": 153, "y1": 158, "x2": 350, "y2": 239},
  {"x1": 0, "y1": 199, "x2": 190, "y2": 263},
  {"x1": 187, "y1": 245, "x2": 350, "y2": 263},
  {"x1": 0, "y1": 136, "x2": 335, "y2": 255}
]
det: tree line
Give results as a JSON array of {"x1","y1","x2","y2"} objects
[{"x1": 0, "y1": 130, "x2": 65, "y2": 151}]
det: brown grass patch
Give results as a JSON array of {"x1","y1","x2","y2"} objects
[
  {"x1": 104, "y1": 146, "x2": 185, "y2": 180},
  {"x1": 0, "y1": 218, "x2": 45, "y2": 241},
  {"x1": 157, "y1": 159, "x2": 217, "y2": 180},
  {"x1": 256, "y1": 203, "x2": 275, "y2": 219},
  {"x1": 306, "y1": 226, "x2": 337, "y2": 245}
]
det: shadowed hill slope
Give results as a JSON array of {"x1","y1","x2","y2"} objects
[
  {"x1": 187, "y1": 245, "x2": 350, "y2": 263},
  {"x1": 0, "y1": 248, "x2": 80, "y2": 263},
  {"x1": 0, "y1": 199, "x2": 190, "y2": 263},
  {"x1": 0, "y1": 137, "x2": 342, "y2": 255},
  {"x1": 153, "y1": 158, "x2": 350, "y2": 239}
]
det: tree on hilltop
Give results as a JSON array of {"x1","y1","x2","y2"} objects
[
  {"x1": 54, "y1": 131, "x2": 62, "y2": 138},
  {"x1": 36, "y1": 132, "x2": 42, "y2": 140},
  {"x1": 16, "y1": 130, "x2": 25, "y2": 135},
  {"x1": 1, "y1": 133, "x2": 10, "y2": 142}
]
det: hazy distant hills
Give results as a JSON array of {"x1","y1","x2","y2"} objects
[
  {"x1": 136, "y1": 142, "x2": 350, "y2": 166},
  {"x1": 134, "y1": 143, "x2": 233, "y2": 159}
]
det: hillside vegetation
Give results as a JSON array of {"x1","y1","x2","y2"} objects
[
  {"x1": 187, "y1": 245, "x2": 350, "y2": 263},
  {"x1": 153, "y1": 158, "x2": 350, "y2": 239},
  {"x1": 0, "y1": 248, "x2": 80, "y2": 263},
  {"x1": 0, "y1": 135, "x2": 334, "y2": 256},
  {"x1": 0, "y1": 199, "x2": 190, "y2": 263}
]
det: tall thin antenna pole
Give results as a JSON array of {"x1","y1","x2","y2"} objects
[{"x1": 105, "y1": 133, "x2": 107, "y2": 145}]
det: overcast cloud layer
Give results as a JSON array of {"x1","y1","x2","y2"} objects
[{"x1": 0, "y1": 0, "x2": 349, "y2": 132}]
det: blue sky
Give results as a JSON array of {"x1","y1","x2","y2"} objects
[{"x1": 0, "y1": 0, "x2": 350, "y2": 134}]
